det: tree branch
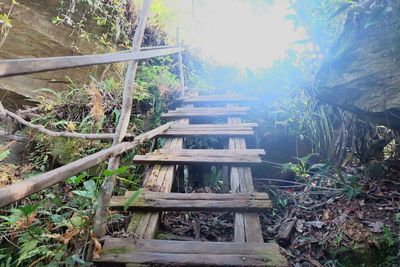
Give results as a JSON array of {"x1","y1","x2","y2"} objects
[{"x1": 0, "y1": 103, "x2": 134, "y2": 140}]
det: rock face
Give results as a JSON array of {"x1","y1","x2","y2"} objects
[
  {"x1": 0, "y1": 0, "x2": 98, "y2": 107},
  {"x1": 317, "y1": 9, "x2": 400, "y2": 130}
]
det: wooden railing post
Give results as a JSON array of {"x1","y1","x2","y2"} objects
[
  {"x1": 177, "y1": 27, "x2": 185, "y2": 96},
  {"x1": 94, "y1": 0, "x2": 152, "y2": 239}
]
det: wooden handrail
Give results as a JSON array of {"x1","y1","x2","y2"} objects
[
  {"x1": 0, "y1": 122, "x2": 172, "y2": 208},
  {"x1": 0, "y1": 46, "x2": 184, "y2": 78}
]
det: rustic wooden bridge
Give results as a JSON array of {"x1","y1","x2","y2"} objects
[
  {"x1": 0, "y1": 0, "x2": 287, "y2": 265},
  {"x1": 94, "y1": 94, "x2": 287, "y2": 266}
]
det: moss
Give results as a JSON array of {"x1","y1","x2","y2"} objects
[{"x1": 330, "y1": 238, "x2": 397, "y2": 267}]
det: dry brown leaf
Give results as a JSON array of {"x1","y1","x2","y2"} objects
[
  {"x1": 58, "y1": 228, "x2": 80, "y2": 244},
  {"x1": 88, "y1": 82, "x2": 104, "y2": 121},
  {"x1": 92, "y1": 234, "x2": 102, "y2": 259}
]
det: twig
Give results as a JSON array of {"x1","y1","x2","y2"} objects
[{"x1": 254, "y1": 178, "x2": 342, "y2": 191}]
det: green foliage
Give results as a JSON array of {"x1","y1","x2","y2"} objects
[{"x1": 0, "y1": 149, "x2": 10, "y2": 161}]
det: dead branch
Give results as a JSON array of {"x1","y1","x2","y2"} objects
[{"x1": 0, "y1": 103, "x2": 134, "y2": 140}]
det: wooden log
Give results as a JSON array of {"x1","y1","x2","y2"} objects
[
  {"x1": 110, "y1": 192, "x2": 271, "y2": 211},
  {"x1": 94, "y1": 238, "x2": 287, "y2": 266},
  {"x1": 0, "y1": 47, "x2": 184, "y2": 78},
  {"x1": 0, "y1": 122, "x2": 171, "y2": 208}
]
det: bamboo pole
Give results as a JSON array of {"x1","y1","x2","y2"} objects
[{"x1": 93, "y1": 0, "x2": 152, "y2": 238}]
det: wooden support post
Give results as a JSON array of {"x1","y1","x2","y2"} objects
[
  {"x1": 177, "y1": 27, "x2": 185, "y2": 96},
  {"x1": 94, "y1": 0, "x2": 152, "y2": 239}
]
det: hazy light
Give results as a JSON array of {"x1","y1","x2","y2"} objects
[{"x1": 164, "y1": 0, "x2": 306, "y2": 70}]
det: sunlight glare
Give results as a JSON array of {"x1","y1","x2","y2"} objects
[{"x1": 165, "y1": 0, "x2": 306, "y2": 70}]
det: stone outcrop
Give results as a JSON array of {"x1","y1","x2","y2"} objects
[
  {"x1": 316, "y1": 8, "x2": 400, "y2": 130},
  {"x1": 0, "y1": 0, "x2": 99, "y2": 107}
]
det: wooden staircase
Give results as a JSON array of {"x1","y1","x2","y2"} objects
[{"x1": 94, "y1": 94, "x2": 287, "y2": 266}]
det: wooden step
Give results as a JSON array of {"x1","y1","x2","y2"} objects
[
  {"x1": 169, "y1": 123, "x2": 258, "y2": 129},
  {"x1": 161, "y1": 107, "x2": 248, "y2": 120},
  {"x1": 174, "y1": 107, "x2": 250, "y2": 112},
  {"x1": 180, "y1": 94, "x2": 258, "y2": 104},
  {"x1": 132, "y1": 149, "x2": 264, "y2": 165},
  {"x1": 94, "y1": 238, "x2": 288, "y2": 266},
  {"x1": 110, "y1": 192, "x2": 271, "y2": 211},
  {"x1": 153, "y1": 149, "x2": 265, "y2": 156},
  {"x1": 159, "y1": 123, "x2": 256, "y2": 137}
]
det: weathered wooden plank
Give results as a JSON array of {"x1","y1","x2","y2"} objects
[
  {"x1": 110, "y1": 192, "x2": 271, "y2": 211},
  {"x1": 180, "y1": 95, "x2": 258, "y2": 104},
  {"x1": 159, "y1": 129, "x2": 254, "y2": 137},
  {"x1": 170, "y1": 123, "x2": 257, "y2": 129},
  {"x1": 174, "y1": 107, "x2": 250, "y2": 112},
  {"x1": 0, "y1": 47, "x2": 184, "y2": 78},
  {"x1": 153, "y1": 149, "x2": 266, "y2": 156},
  {"x1": 123, "y1": 191, "x2": 269, "y2": 200},
  {"x1": 95, "y1": 238, "x2": 287, "y2": 266},
  {"x1": 228, "y1": 115, "x2": 264, "y2": 243},
  {"x1": 133, "y1": 154, "x2": 262, "y2": 165},
  {"x1": 161, "y1": 111, "x2": 247, "y2": 119},
  {"x1": 128, "y1": 118, "x2": 189, "y2": 238}
]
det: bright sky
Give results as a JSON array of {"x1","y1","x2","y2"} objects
[{"x1": 164, "y1": 0, "x2": 306, "y2": 70}]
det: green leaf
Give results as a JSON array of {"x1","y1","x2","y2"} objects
[
  {"x1": 124, "y1": 189, "x2": 142, "y2": 211},
  {"x1": 0, "y1": 149, "x2": 10, "y2": 161},
  {"x1": 66, "y1": 172, "x2": 87, "y2": 185},
  {"x1": 83, "y1": 179, "x2": 96, "y2": 193},
  {"x1": 0, "y1": 14, "x2": 12, "y2": 27},
  {"x1": 18, "y1": 204, "x2": 39, "y2": 216},
  {"x1": 115, "y1": 166, "x2": 128, "y2": 175}
]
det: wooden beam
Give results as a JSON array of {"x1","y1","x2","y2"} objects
[
  {"x1": 0, "y1": 122, "x2": 171, "y2": 208},
  {"x1": 0, "y1": 47, "x2": 184, "y2": 78},
  {"x1": 94, "y1": 238, "x2": 287, "y2": 266},
  {"x1": 110, "y1": 192, "x2": 271, "y2": 211}
]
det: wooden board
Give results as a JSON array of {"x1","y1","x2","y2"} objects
[
  {"x1": 228, "y1": 116, "x2": 264, "y2": 243},
  {"x1": 133, "y1": 154, "x2": 262, "y2": 165},
  {"x1": 169, "y1": 123, "x2": 258, "y2": 129},
  {"x1": 180, "y1": 95, "x2": 258, "y2": 104},
  {"x1": 159, "y1": 129, "x2": 254, "y2": 137},
  {"x1": 127, "y1": 118, "x2": 188, "y2": 239},
  {"x1": 161, "y1": 110, "x2": 247, "y2": 119},
  {"x1": 153, "y1": 149, "x2": 266, "y2": 156},
  {"x1": 94, "y1": 238, "x2": 288, "y2": 266},
  {"x1": 110, "y1": 192, "x2": 271, "y2": 211},
  {"x1": 174, "y1": 107, "x2": 250, "y2": 112}
]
